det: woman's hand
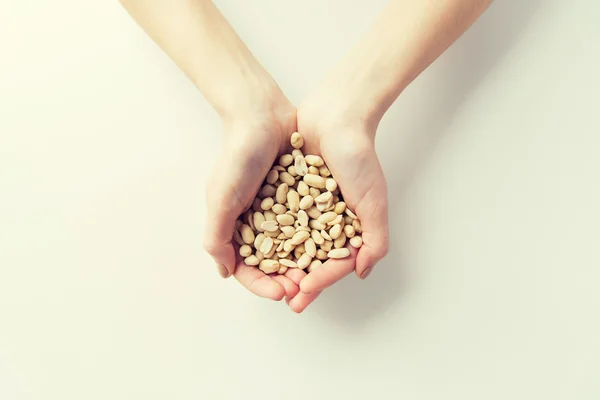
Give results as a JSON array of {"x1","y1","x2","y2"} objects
[
  {"x1": 203, "y1": 92, "x2": 301, "y2": 301},
  {"x1": 289, "y1": 92, "x2": 390, "y2": 309}
]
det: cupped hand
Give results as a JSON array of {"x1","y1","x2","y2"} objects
[
  {"x1": 203, "y1": 94, "x2": 301, "y2": 301},
  {"x1": 291, "y1": 97, "x2": 390, "y2": 306}
]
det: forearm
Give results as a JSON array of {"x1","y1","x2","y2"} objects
[
  {"x1": 326, "y1": 0, "x2": 492, "y2": 124},
  {"x1": 120, "y1": 0, "x2": 280, "y2": 119}
]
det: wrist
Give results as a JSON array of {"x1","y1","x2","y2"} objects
[
  {"x1": 300, "y1": 77, "x2": 385, "y2": 140},
  {"x1": 210, "y1": 71, "x2": 279, "y2": 118}
]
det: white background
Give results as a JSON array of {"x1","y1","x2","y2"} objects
[{"x1": 1, "y1": 0, "x2": 599, "y2": 399}]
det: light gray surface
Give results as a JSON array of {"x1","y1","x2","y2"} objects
[{"x1": 1, "y1": 0, "x2": 599, "y2": 399}]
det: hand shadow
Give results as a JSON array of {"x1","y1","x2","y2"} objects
[{"x1": 308, "y1": 0, "x2": 543, "y2": 328}]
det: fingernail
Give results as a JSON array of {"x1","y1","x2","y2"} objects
[
  {"x1": 360, "y1": 267, "x2": 373, "y2": 280},
  {"x1": 217, "y1": 264, "x2": 230, "y2": 278}
]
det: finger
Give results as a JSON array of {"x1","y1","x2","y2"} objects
[
  {"x1": 287, "y1": 289, "x2": 322, "y2": 314},
  {"x1": 284, "y1": 268, "x2": 322, "y2": 313},
  {"x1": 272, "y1": 275, "x2": 300, "y2": 300},
  {"x1": 355, "y1": 186, "x2": 389, "y2": 279},
  {"x1": 233, "y1": 262, "x2": 286, "y2": 301},
  {"x1": 299, "y1": 247, "x2": 358, "y2": 294}
]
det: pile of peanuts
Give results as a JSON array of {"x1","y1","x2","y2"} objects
[{"x1": 232, "y1": 132, "x2": 363, "y2": 275}]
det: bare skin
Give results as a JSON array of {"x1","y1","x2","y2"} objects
[{"x1": 120, "y1": 0, "x2": 493, "y2": 312}]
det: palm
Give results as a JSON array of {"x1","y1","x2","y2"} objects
[
  {"x1": 205, "y1": 106, "x2": 304, "y2": 302},
  {"x1": 290, "y1": 118, "x2": 389, "y2": 303}
]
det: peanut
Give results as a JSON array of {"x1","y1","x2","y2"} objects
[
  {"x1": 345, "y1": 208, "x2": 357, "y2": 219},
  {"x1": 290, "y1": 230, "x2": 310, "y2": 245},
  {"x1": 298, "y1": 210, "x2": 309, "y2": 227},
  {"x1": 283, "y1": 240, "x2": 295, "y2": 253},
  {"x1": 244, "y1": 255, "x2": 260, "y2": 266},
  {"x1": 261, "y1": 220, "x2": 279, "y2": 232},
  {"x1": 278, "y1": 265, "x2": 288, "y2": 274},
  {"x1": 276, "y1": 183, "x2": 288, "y2": 204},
  {"x1": 264, "y1": 229, "x2": 281, "y2": 238},
  {"x1": 329, "y1": 224, "x2": 342, "y2": 240},
  {"x1": 304, "y1": 238, "x2": 317, "y2": 257},
  {"x1": 239, "y1": 245, "x2": 252, "y2": 257},
  {"x1": 318, "y1": 211, "x2": 338, "y2": 224},
  {"x1": 277, "y1": 259, "x2": 296, "y2": 269},
  {"x1": 297, "y1": 253, "x2": 312, "y2": 269},
  {"x1": 276, "y1": 240, "x2": 285, "y2": 252},
  {"x1": 254, "y1": 233, "x2": 266, "y2": 249},
  {"x1": 276, "y1": 213, "x2": 294, "y2": 226},
  {"x1": 259, "y1": 184, "x2": 277, "y2": 198},
  {"x1": 309, "y1": 220, "x2": 326, "y2": 230},
  {"x1": 259, "y1": 259, "x2": 279, "y2": 274},
  {"x1": 264, "y1": 210, "x2": 276, "y2": 221},
  {"x1": 280, "y1": 171, "x2": 295, "y2": 186},
  {"x1": 334, "y1": 232, "x2": 346, "y2": 249},
  {"x1": 311, "y1": 229, "x2": 325, "y2": 245},
  {"x1": 287, "y1": 190, "x2": 300, "y2": 212},
  {"x1": 280, "y1": 225, "x2": 296, "y2": 238},
  {"x1": 240, "y1": 224, "x2": 255, "y2": 244},
  {"x1": 350, "y1": 236, "x2": 363, "y2": 248},
  {"x1": 253, "y1": 212, "x2": 266, "y2": 232},
  {"x1": 259, "y1": 237, "x2": 274, "y2": 255},
  {"x1": 272, "y1": 204, "x2": 287, "y2": 214},
  {"x1": 292, "y1": 149, "x2": 304, "y2": 159},
  {"x1": 294, "y1": 155, "x2": 308, "y2": 176},
  {"x1": 279, "y1": 154, "x2": 293, "y2": 167},
  {"x1": 305, "y1": 155, "x2": 324, "y2": 167},
  {"x1": 294, "y1": 246, "x2": 305, "y2": 260},
  {"x1": 297, "y1": 181, "x2": 310, "y2": 196},
  {"x1": 328, "y1": 248, "x2": 350, "y2": 259},
  {"x1": 299, "y1": 195, "x2": 314, "y2": 210},
  {"x1": 304, "y1": 174, "x2": 326, "y2": 189},
  {"x1": 306, "y1": 206, "x2": 322, "y2": 220},
  {"x1": 291, "y1": 132, "x2": 304, "y2": 149},
  {"x1": 344, "y1": 224, "x2": 356, "y2": 238},
  {"x1": 316, "y1": 249, "x2": 328, "y2": 260},
  {"x1": 334, "y1": 201, "x2": 346, "y2": 214},
  {"x1": 255, "y1": 251, "x2": 265, "y2": 262},
  {"x1": 309, "y1": 187, "x2": 321, "y2": 198},
  {"x1": 321, "y1": 240, "x2": 333, "y2": 251},
  {"x1": 326, "y1": 178, "x2": 338, "y2": 192},
  {"x1": 260, "y1": 197, "x2": 274, "y2": 211},
  {"x1": 307, "y1": 259, "x2": 322, "y2": 273},
  {"x1": 266, "y1": 169, "x2": 279, "y2": 184},
  {"x1": 287, "y1": 165, "x2": 298, "y2": 177},
  {"x1": 327, "y1": 214, "x2": 344, "y2": 227},
  {"x1": 319, "y1": 166, "x2": 331, "y2": 177}
]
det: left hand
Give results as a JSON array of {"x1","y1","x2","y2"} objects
[{"x1": 284, "y1": 94, "x2": 390, "y2": 313}]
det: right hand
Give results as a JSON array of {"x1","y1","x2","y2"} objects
[{"x1": 203, "y1": 92, "x2": 301, "y2": 301}]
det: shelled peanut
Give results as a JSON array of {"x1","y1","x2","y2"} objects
[{"x1": 232, "y1": 132, "x2": 362, "y2": 275}]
